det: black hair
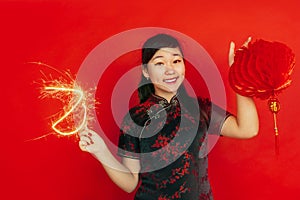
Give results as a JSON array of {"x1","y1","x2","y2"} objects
[
  {"x1": 138, "y1": 33, "x2": 187, "y2": 103},
  {"x1": 137, "y1": 33, "x2": 206, "y2": 123}
]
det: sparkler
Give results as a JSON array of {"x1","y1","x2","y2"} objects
[{"x1": 27, "y1": 61, "x2": 97, "y2": 141}]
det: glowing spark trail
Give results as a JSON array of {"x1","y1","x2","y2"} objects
[
  {"x1": 44, "y1": 86, "x2": 87, "y2": 136},
  {"x1": 27, "y1": 62, "x2": 97, "y2": 141}
]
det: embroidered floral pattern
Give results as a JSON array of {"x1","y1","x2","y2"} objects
[{"x1": 118, "y1": 94, "x2": 230, "y2": 199}]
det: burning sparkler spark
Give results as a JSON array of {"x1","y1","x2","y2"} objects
[
  {"x1": 44, "y1": 86, "x2": 87, "y2": 136},
  {"x1": 27, "y1": 61, "x2": 97, "y2": 140}
]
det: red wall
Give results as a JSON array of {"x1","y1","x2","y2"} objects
[{"x1": 1, "y1": 0, "x2": 300, "y2": 199}]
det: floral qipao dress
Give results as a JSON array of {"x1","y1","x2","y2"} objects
[{"x1": 118, "y1": 93, "x2": 230, "y2": 200}]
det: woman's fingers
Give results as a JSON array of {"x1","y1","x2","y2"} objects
[
  {"x1": 78, "y1": 130, "x2": 88, "y2": 137},
  {"x1": 78, "y1": 128, "x2": 105, "y2": 154},
  {"x1": 79, "y1": 140, "x2": 89, "y2": 151},
  {"x1": 79, "y1": 134, "x2": 94, "y2": 144},
  {"x1": 229, "y1": 41, "x2": 235, "y2": 66},
  {"x1": 78, "y1": 129, "x2": 94, "y2": 152},
  {"x1": 242, "y1": 36, "x2": 252, "y2": 48},
  {"x1": 228, "y1": 36, "x2": 252, "y2": 66},
  {"x1": 79, "y1": 129, "x2": 96, "y2": 137}
]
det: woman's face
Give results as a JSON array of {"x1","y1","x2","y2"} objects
[{"x1": 143, "y1": 47, "x2": 185, "y2": 101}]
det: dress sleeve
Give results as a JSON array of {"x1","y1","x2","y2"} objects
[
  {"x1": 198, "y1": 98, "x2": 232, "y2": 158},
  {"x1": 117, "y1": 112, "x2": 141, "y2": 159},
  {"x1": 198, "y1": 98, "x2": 232, "y2": 135}
]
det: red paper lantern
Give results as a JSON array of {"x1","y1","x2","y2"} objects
[{"x1": 229, "y1": 39, "x2": 295, "y2": 155}]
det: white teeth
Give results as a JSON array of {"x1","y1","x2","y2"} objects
[{"x1": 164, "y1": 78, "x2": 177, "y2": 83}]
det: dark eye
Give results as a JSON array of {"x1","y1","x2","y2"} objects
[
  {"x1": 173, "y1": 59, "x2": 182, "y2": 64},
  {"x1": 155, "y1": 62, "x2": 164, "y2": 66}
]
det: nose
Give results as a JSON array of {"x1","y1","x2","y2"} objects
[{"x1": 164, "y1": 63, "x2": 175, "y2": 75}]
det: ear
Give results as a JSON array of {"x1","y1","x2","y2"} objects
[{"x1": 142, "y1": 65, "x2": 150, "y2": 79}]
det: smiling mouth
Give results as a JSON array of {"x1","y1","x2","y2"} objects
[{"x1": 163, "y1": 77, "x2": 178, "y2": 83}]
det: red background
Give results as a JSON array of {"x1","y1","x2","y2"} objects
[{"x1": 1, "y1": 0, "x2": 300, "y2": 199}]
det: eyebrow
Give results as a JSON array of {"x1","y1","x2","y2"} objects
[{"x1": 152, "y1": 53, "x2": 182, "y2": 60}]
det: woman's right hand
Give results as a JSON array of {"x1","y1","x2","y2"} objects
[
  {"x1": 78, "y1": 128, "x2": 106, "y2": 155},
  {"x1": 79, "y1": 128, "x2": 140, "y2": 193}
]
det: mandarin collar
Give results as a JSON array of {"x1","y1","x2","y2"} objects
[{"x1": 150, "y1": 93, "x2": 179, "y2": 107}]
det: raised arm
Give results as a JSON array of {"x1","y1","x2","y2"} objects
[
  {"x1": 79, "y1": 129, "x2": 140, "y2": 193},
  {"x1": 221, "y1": 37, "x2": 259, "y2": 139},
  {"x1": 221, "y1": 94, "x2": 259, "y2": 138}
]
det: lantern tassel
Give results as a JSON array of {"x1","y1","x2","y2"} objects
[
  {"x1": 273, "y1": 112, "x2": 279, "y2": 155},
  {"x1": 268, "y1": 96, "x2": 280, "y2": 155}
]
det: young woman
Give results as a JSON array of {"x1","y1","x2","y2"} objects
[{"x1": 79, "y1": 34, "x2": 259, "y2": 199}]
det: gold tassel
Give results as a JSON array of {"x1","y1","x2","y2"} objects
[{"x1": 268, "y1": 96, "x2": 280, "y2": 155}]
